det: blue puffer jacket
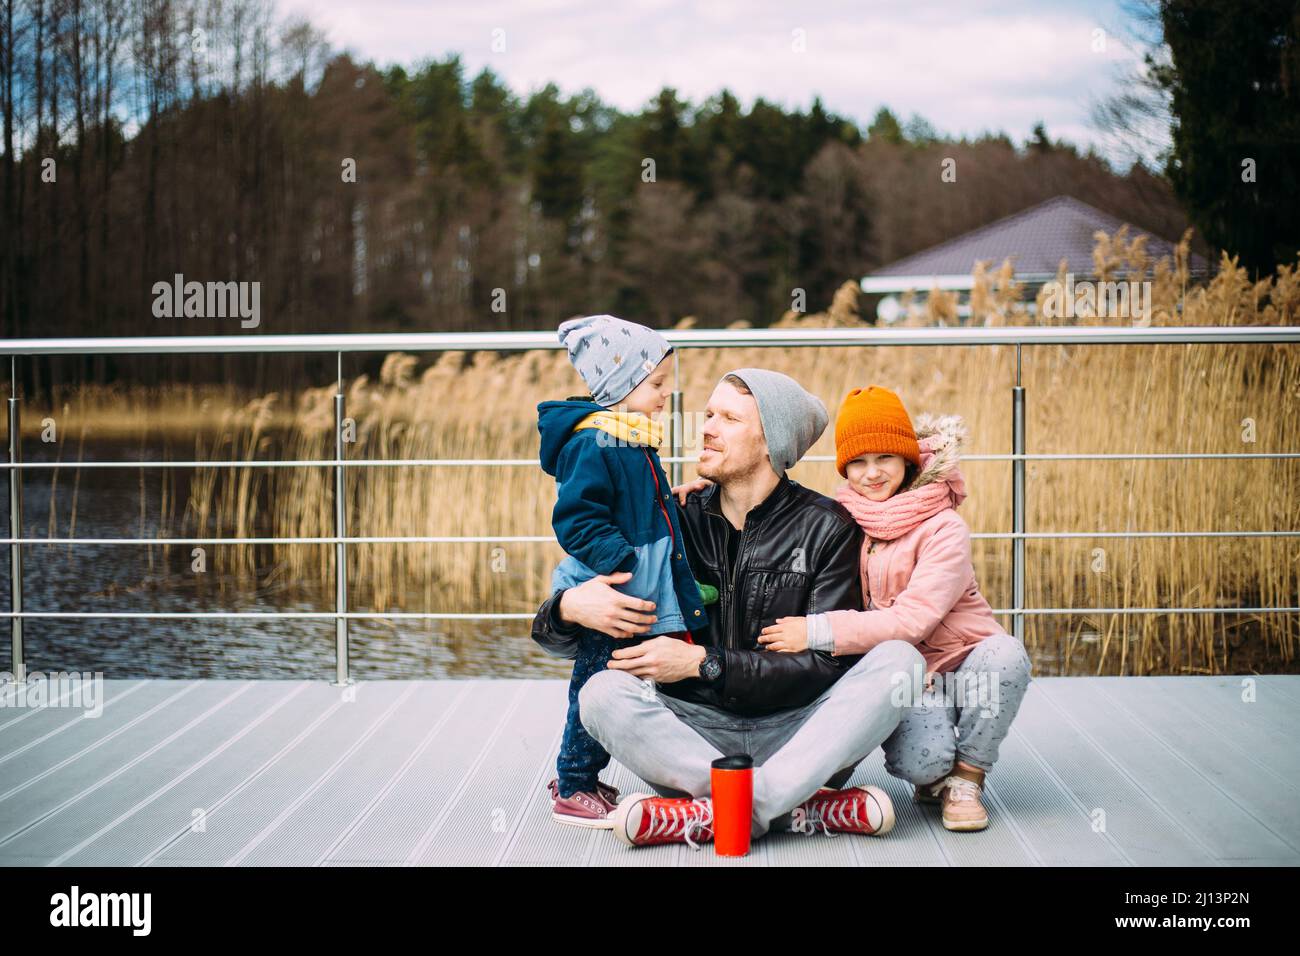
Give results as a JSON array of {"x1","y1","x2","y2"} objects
[{"x1": 537, "y1": 397, "x2": 709, "y2": 637}]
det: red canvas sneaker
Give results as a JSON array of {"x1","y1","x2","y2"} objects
[
  {"x1": 609, "y1": 794, "x2": 715, "y2": 849},
  {"x1": 791, "y1": 785, "x2": 895, "y2": 837}
]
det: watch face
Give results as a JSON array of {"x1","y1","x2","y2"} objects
[{"x1": 702, "y1": 654, "x2": 721, "y2": 680}]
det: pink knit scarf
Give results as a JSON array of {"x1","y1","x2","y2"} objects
[{"x1": 834, "y1": 435, "x2": 968, "y2": 541}]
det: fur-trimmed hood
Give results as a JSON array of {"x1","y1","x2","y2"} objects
[{"x1": 904, "y1": 413, "x2": 968, "y2": 494}]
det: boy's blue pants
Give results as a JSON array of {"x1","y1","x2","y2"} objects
[
  {"x1": 556, "y1": 632, "x2": 644, "y2": 799},
  {"x1": 556, "y1": 629, "x2": 692, "y2": 799}
]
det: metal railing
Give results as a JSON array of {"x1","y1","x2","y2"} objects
[{"x1": 3, "y1": 326, "x2": 1299, "y2": 685}]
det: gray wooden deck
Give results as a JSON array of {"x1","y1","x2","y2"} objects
[{"x1": 1, "y1": 676, "x2": 1297, "y2": 866}]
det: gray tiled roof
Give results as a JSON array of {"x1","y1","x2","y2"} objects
[{"x1": 868, "y1": 195, "x2": 1209, "y2": 278}]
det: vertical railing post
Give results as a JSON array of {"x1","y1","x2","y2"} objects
[
  {"x1": 7, "y1": 357, "x2": 24, "y2": 684},
  {"x1": 1011, "y1": 344, "x2": 1026, "y2": 642},
  {"x1": 670, "y1": 348, "x2": 683, "y2": 487},
  {"x1": 332, "y1": 352, "x2": 351, "y2": 686}
]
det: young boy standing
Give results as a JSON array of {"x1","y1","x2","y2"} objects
[{"x1": 537, "y1": 313, "x2": 713, "y2": 826}]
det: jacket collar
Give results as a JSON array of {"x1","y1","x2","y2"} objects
[{"x1": 703, "y1": 472, "x2": 793, "y2": 526}]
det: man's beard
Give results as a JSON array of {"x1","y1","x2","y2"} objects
[
  {"x1": 697, "y1": 448, "x2": 724, "y2": 482},
  {"x1": 699, "y1": 448, "x2": 764, "y2": 484}
]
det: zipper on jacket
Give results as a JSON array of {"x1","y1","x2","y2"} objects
[
  {"x1": 866, "y1": 538, "x2": 880, "y2": 609},
  {"x1": 708, "y1": 508, "x2": 745, "y2": 652},
  {"x1": 707, "y1": 492, "x2": 767, "y2": 651},
  {"x1": 641, "y1": 448, "x2": 676, "y2": 546},
  {"x1": 641, "y1": 447, "x2": 695, "y2": 645},
  {"x1": 728, "y1": 531, "x2": 748, "y2": 651}
]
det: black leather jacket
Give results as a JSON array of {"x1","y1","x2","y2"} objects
[{"x1": 530, "y1": 473, "x2": 866, "y2": 717}]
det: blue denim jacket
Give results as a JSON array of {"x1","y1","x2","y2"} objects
[{"x1": 537, "y1": 397, "x2": 709, "y2": 637}]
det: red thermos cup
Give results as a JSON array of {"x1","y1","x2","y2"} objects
[{"x1": 710, "y1": 754, "x2": 754, "y2": 856}]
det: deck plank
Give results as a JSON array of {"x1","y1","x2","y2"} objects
[
  {"x1": 1092, "y1": 677, "x2": 1300, "y2": 861},
  {"x1": 2, "y1": 680, "x2": 270, "y2": 862},
  {"x1": 149, "y1": 681, "x2": 409, "y2": 864},
  {"x1": 1, "y1": 681, "x2": 238, "y2": 848},
  {"x1": 0, "y1": 679, "x2": 151, "y2": 748},
  {"x1": 33, "y1": 681, "x2": 329, "y2": 866},
  {"x1": 0, "y1": 676, "x2": 1295, "y2": 867},
  {"x1": 324, "y1": 680, "x2": 522, "y2": 865},
  {"x1": 999, "y1": 683, "x2": 1217, "y2": 865},
  {"x1": 238, "y1": 682, "x2": 470, "y2": 866},
  {"x1": 1038, "y1": 679, "x2": 1298, "y2": 863}
]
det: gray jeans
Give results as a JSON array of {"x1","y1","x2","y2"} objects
[
  {"x1": 578, "y1": 639, "x2": 925, "y2": 838},
  {"x1": 881, "y1": 633, "x2": 1033, "y2": 785}
]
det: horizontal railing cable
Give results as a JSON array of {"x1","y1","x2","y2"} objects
[
  {"x1": 1, "y1": 451, "x2": 1298, "y2": 470},
  {"x1": 4, "y1": 326, "x2": 1298, "y2": 683}
]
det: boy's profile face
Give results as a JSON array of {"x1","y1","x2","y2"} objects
[{"x1": 616, "y1": 354, "x2": 673, "y2": 416}]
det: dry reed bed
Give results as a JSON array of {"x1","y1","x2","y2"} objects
[{"x1": 24, "y1": 232, "x2": 1300, "y2": 674}]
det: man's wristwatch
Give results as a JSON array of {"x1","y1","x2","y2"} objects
[{"x1": 698, "y1": 648, "x2": 724, "y2": 683}]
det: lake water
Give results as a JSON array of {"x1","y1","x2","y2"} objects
[
  {"x1": 0, "y1": 442, "x2": 571, "y2": 681},
  {"x1": 2, "y1": 443, "x2": 1283, "y2": 680}
]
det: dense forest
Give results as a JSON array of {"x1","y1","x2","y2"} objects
[{"x1": 0, "y1": 0, "x2": 1211, "y2": 390}]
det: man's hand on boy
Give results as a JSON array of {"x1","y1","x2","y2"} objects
[
  {"x1": 758, "y1": 616, "x2": 808, "y2": 653},
  {"x1": 671, "y1": 477, "x2": 713, "y2": 506},
  {"x1": 557, "y1": 571, "x2": 658, "y2": 639},
  {"x1": 607, "y1": 637, "x2": 706, "y2": 683}
]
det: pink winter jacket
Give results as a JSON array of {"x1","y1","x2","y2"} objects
[{"x1": 820, "y1": 414, "x2": 1005, "y2": 675}]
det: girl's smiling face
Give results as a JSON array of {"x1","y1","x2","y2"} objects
[{"x1": 845, "y1": 453, "x2": 908, "y2": 501}]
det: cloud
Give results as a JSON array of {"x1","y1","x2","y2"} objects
[{"x1": 282, "y1": 0, "x2": 1145, "y2": 153}]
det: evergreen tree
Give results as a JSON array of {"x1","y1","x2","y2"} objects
[{"x1": 1156, "y1": 0, "x2": 1300, "y2": 272}]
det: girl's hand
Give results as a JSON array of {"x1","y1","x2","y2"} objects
[
  {"x1": 671, "y1": 476, "x2": 713, "y2": 506},
  {"x1": 758, "y1": 616, "x2": 808, "y2": 653}
]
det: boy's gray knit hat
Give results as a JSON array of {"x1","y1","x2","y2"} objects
[
  {"x1": 724, "y1": 368, "x2": 828, "y2": 478},
  {"x1": 557, "y1": 314, "x2": 672, "y2": 407}
]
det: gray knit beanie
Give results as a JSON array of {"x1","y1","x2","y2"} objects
[
  {"x1": 724, "y1": 368, "x2": 829, "y2": 478},
  {"x1": 557, "y1": 314, "x2": 672, "y2": 407}
]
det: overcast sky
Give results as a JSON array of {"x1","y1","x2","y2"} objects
[{"x1": 283, "y1": 0, "x2": 1155, "y2": 161}]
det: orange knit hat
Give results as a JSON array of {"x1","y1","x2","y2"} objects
[{"x1": 835, "y1": 386, "x2": 921, "y2": 476}]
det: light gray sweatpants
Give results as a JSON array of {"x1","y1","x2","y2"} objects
[
  {"x1": 578, "y1": 639, "x2": 924, "y2": 838},
  {"x1": 881, "y1": 633, "x2": 1033, "y2": 786}
]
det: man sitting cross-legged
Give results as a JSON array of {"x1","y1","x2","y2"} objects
[{"x1": 530, "y1": 368, "x2": 923, "y2": 845}]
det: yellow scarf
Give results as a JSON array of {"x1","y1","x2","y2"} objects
[{"x1": 574, "y1": 411, "x2": 665, "y2": 449}]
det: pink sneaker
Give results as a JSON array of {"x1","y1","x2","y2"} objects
[
  {"x1": 547, "y1": 777, "x2": 620, "y2": 809},
  {"x1": 551, "y1": 789, "x2": 614, "y2": 828}
]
